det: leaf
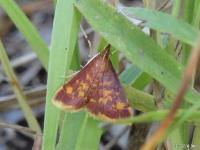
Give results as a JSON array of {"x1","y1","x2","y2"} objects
[
  {"x1": 119, "y1": 64, "x2": 151, "y2": 89},
  {"x1": 124, "y1": 85, "x2": 156, "y2": 112},
  {"x1": 57, "y1": 112, "x2": 102, "y2": 150},
  {"x1": 122, "y1": 7, "x2": 199, "y2": 46},
  {"x1": 57, "y1": 114, "x2": 102, "y2": 150},
  {"x1": 74, "y1": 116, "x2": 102, "y2": 150},
  {"x1": 117, "y1": 109, "x2": 200, "y2": 124},
  {"x1": 120, "y1": 65, "x2": 142, "y2": 85}
]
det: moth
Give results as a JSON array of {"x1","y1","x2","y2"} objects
[{"x1": 52, "y1": 45, "x2": 133, "y2": 122}]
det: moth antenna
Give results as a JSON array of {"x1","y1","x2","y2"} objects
[
  {"x1": 78, "y1": 28, "x2": 93, "y2": 38},
  {"x1": 80, "y1": 25, "x2": 93, "y2": 58},
  {"x1": 80, "y1": 64, "x2": 84, "y2": 68},
  {"x1": 102, "y1": 45, "x2": 111, "y2": 61}
]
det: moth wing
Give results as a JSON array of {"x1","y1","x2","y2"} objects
[
  {"x1": 52, "y1": 53, "x2": 102, "y2": 111},
  {"x1": 86, "y1": 59, "x2": 133, "y2": 121}
]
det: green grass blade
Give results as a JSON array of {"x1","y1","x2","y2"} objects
[
  {"x1": 124, "y1": 85, "x2": 156, "y2": 112},
  {"x1": 120, "y1": 65, "x2": 151, "y2": 89},
  {"x1": 110, "y1": 46, "x2": 119, "y2": 70},
  {"x1": 179, "y1": 1, "x2": 194, "y2": 64},
  {"x1": 172, "y1": 0, "x2": 181, "y2": 17},
  {"x1": 58, "y1": 113, "x2": 102, "y2": 150},
  {"x1": 70, "y1": 42, "x2": 81, "y2": 70},
  {"x1": 192, "y1": 1, "x2": 200, "y2": 28},
  {"x1": 124, "y1": 85, "x2": 172, "y2": 113},
  {"x1": 120, "y1": 65, "x2": 142, "y2": 85},
  {"x1": 132, "y1": 72, "x2": 151, "y2": 89},
  {"x1": 58, "y1": 115, "x2": 101, "y2": 150},
  {"x1": 192, "y1": 125, "x2": 200, "y2": 148},
  {"x1": 0, "y1": 40, "x2": 41, "y2": 133},
  {"x1": 0, "y1": 0, "x2": 49, "y2": 69},
  {"x1": 74, "y1": 116, "x2": 102, "y2": 150},
  {"x1": 183, "y1": 0, "x2": 195, "y2": 24},
  {"x1": 42, "y1": 0, "x2": 81, "y2": 149},
  {"x1": 122, "y1": 7, "x2": 198, "y2": 46},
  {"x1": 168, "y1": 123, "x2": 188, "y2": 147},
  {"x1": 117, "y1": 109, "x2": 200, "y2": 125},
  {"x1": 56, "y1": 112, "x2": 86, "y2": 150}
]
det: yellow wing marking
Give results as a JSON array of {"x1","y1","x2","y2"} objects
[{"x1": 66, "y1": 86, "x2": 73, "y2": 94}]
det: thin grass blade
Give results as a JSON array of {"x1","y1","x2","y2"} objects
[
  {"x1": 42, "y1": 0, "x2": 81, "y2": 149},
  {"x1": 122, "y1": 7, "x2": 198, "y2": 46},
  {"x1": 0, "y1": 40, "x2": 41, "y2": 133}
]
